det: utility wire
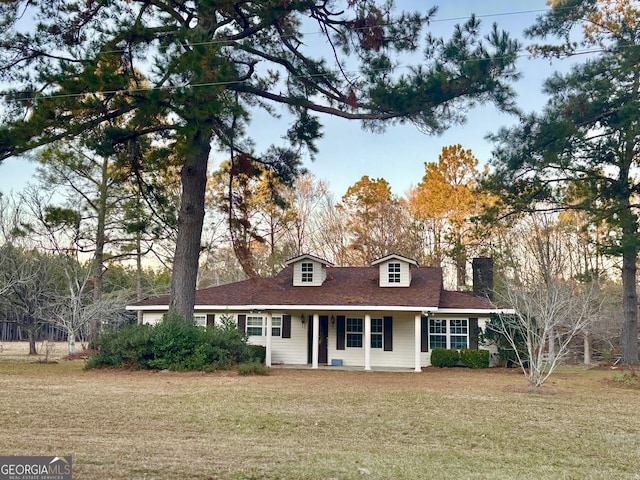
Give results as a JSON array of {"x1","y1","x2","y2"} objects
[
  {"x1": 0, "y1": 4, "x2": 618, "y2": 102},
  {"x1": 2, "y1": 43, "x2": 618, "y2": 103}
]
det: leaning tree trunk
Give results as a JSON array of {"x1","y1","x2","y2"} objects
[
  {"x1": 621, "y1": 250, "x2": 638, "y2": 364},
  {"x1": 169, "y1": 128, "x2": 211, "y2": 321}
]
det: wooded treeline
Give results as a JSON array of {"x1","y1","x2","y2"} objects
[{"x1": 0, "y1": 141, "x2": 624, "y2": 362}]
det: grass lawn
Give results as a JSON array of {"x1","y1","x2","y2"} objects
[{"x1": 1, "y1": 343, "x2": 639, "y2": 479}]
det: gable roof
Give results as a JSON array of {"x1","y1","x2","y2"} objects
[
  {"x1": 284, "y1": 254, "x2": 334, "y2": 267},
  {"x1": 130, "y1": 265, "x2": 500, "y2": 313},
  {"x1": 371, "y1": 254, "x2": 419, "y2": 267}
]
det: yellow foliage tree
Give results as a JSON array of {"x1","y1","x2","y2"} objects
[{"x1": 407, "y1": 145, "x2": 489, "y2": 288}]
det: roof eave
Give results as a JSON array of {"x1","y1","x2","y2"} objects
[{"x1": 126, "y1": 304, "x2": 505, "y2": 313}]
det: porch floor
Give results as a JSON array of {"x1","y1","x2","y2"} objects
[{"x1": 269, "y1": 364, "x2": 420, "y2": 373}]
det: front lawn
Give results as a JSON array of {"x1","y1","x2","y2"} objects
[{"x1": 0, "y1": 354, "x2": 638, "y2": 479}]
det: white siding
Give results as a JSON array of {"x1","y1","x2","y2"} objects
[
  {"x1": 143, "y1": 312, "x2": 165, "y2": 325},
  {"x1": 246, "y1": 314, "x2": 308, "y2": 364},
  {"x1": 378, "y1": 260, "x2": 411, "y2": 287}
]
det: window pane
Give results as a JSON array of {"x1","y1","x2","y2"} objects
[
  {"x1": 450, "y1": 319, "x2": 468, "y2": 335},
  {"x1": 346, "y1": 318, "x2": 363, "y2": 347},
  {"x1": 272, "y1": 317, "x2": 282, "y2": 337},
  {"x1": 301, "y1": 262, "x2": 313, "y2": 282},
  {"x1": 371, "y1": 333, "x2": 383, "y2": 348},
  {"x1": 347, "y1": 318, "x2": 363, "y2": 333},
  {"x1": 429, "y1": 319, "x2": 447, "y2": 334},
  {"x1": 451, "y1": 336, "x2": 468, "y2": 349},
  {"x1": 371, "y1": 319, "x2": 383, "y2": 333},
  {"x1": 247, "y1": 316, "x2": 263, "y2": 336},
  {"x1": 347, "y1": 333, "x2": 363, "y2": 348},
  {"x1": 388, "y1": 263, "x2": 401, "y2": 283},
  {"x1": 430, "y1": 335, "x2": 446, "y2": 349}
]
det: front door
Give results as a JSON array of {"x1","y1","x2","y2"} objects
[{"x1": 307, "y1": 315, "x2": 329, "y2": 364}]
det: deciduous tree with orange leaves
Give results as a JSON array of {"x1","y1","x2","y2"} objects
[{"x1": 407, "y1": 144, "x2": 489, "y2": 288}]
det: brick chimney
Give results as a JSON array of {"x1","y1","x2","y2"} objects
[{"x1": 472, "y1": 257, "x2": 494, "y2": 301}]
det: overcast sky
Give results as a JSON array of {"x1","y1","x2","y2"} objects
[{"x1": 0, "y1": 1, "x2": 588, "y2": 200}]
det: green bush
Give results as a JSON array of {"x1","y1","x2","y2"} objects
[
  {"x1": 430, "y1": 348, "x2": 460, "y2": 367},
  {"x1": 85, "y1": 322, "x2": 153, "y2": 369},
  {"x1": 460, "y1": 349, "x2": 490, "y2": 369},
  {"x1": 148, "y1": 312, "x2": 203, "y2": 370},
  {"x1": 237, "y1": 361, "x2": 269, "y2": 376},
  {"x1": 85, "y1": 312, "x2": 252, "y2": 371},
  {"x1": 206, "y1": 317, "x2": 250, "y2": 364},
  {"x1": 247, "y1": 345, "x2": 266, "y2": 364}
]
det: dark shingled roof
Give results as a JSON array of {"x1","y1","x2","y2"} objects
[
  {"x1": 439, "y1": 290, "x2": 496, "y2": 310},
  {"x1": 134, "y1": 265, "x2": 497, "y2": 310}
]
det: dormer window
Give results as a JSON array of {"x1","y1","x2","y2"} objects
[
  {"x1": 388, "y1": 263, "x2": 401, "y2": 283},
  {"x1": 301, "y1": 262, "x2": 314, "y2": 283},
  {"x1": 286, "y1": 254, "x2": 333, "y2": 286},
  {"x1": 372, "y1": 254, "x2": 418, "y2": 287}
]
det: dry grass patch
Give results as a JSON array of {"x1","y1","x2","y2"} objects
[{"x1": 0, "y1": 356, "x2": 639, "y2": 479}]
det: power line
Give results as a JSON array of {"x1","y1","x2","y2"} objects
[
  {"x1": 0, "y1": 4, "x2": 614, "y2": 103},
  {"x1": 4, "y1": 6, "x2": 577, "y2": 57},
  {"x1": 3, "y1": 43, "x2": 615, "y2": 103}
]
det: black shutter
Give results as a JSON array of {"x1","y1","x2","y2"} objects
[
  {"x1": 421, "y1": 316, "x2": 429, "y2": 352},
  {"x1": 383, "y1": 316, "x2": 393, "y2": 351},
  {"x1": 237, "y1": 314, "x2": 246, "y2": 333},
  {"x1": 206, "y1": 314, "x2": 215, "y2": 327},
  {"x1": 469, "y1": 317, "x2": 479, "y2": 349},
  {"x1": 282, "y1": 315, "x2": 292, "y2": 338},
  {"x1": 336, "y1": 315, "x2": 345, "y2": 350}
]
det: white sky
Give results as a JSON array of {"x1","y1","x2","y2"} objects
[{"x1": 0, "y1": 1, "x2": 587, "y2": 200}]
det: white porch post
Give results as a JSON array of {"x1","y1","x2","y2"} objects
[
  {"x1": 414, "y1": 314, "x2": 422, "y2": 372},
  {"x1": 364, "y1": 314, "x2": 372, "y2": 371},
  {"x1": 312, "y1": 313, "x2": 319, "y2": 369},
  {"x1": 265, "y1": 312, "x2": 272, "y2": 368}
]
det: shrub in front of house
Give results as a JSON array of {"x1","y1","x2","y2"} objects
[
  {"x1": 85, "y1": 312, "x2": 258, "y2": 372},
  {"x1": 247, "y1": 345, "x2": 266, "y2": 364},
  {"x1": 237, "y1": 361, "x2": 269, "y2": 375},
  {"x1": 430, "y1": 348, "x2": 460, "y2": 367},
  {"x1": 460, "y1": 349, "x2": 490, "y2": 369},
  {"x1": 147, "y1": 312, "x2": 204, "y2": 370},
  {"x1": 84, "y1": 322, "x2": 153, "y2": 369}
]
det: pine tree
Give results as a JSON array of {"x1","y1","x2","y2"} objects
[
  {"x1": 0, "y1": 1, "x2": 520, "y2": 320},
  {"x1": 488, "y1": 0, "x2": 640, "y2": 363}
]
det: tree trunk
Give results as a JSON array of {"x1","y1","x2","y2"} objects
[
  {"x1": 92, "y1": 156, "x2": 109, "y2": 304},
  {"x1": 28, "y1": 329, "x2": 37, "y2": 355},
  {"x1": 621, "y1": 250, "x2": 638, "y2": 364},
  {"x1": 90, "y1": 157, "x2": 109, "y2": 342},
  {"x1": 169, "y1": 129, "x2": 211, "y2": 321},
  {"x1": 136, "y1": 228, "x2": 143, "y2": 325},
  {"x1": 456, "y1": 249, "x2": 467, "y2": 290},
  {"x1": 67, "y1": 331, "x2": 76, "y2": 356},
  {"x1": 583, "y1": 330, "x2": 591, "y2": 366}
]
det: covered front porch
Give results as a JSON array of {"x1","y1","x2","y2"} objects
[{"x1": 261, "y1": 311, "x2": 428, "y2": 372}]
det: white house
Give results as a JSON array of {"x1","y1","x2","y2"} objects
[{"x1": 127, "y1": 254, "x2": 508, "y2": 371}]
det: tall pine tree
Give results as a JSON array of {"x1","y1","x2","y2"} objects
[
  {"x1": 0, "y1": 1, "x2": 520, "y2": 320},
  {"x1": 487, "y1": 0, "x2": 640, "y2": 363}
]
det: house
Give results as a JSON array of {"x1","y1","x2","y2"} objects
[{"x1": 127, "y1": 254, "x2": 508, "y2": 371}]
